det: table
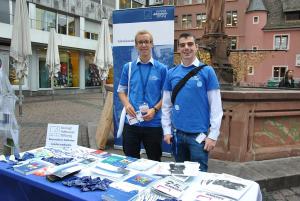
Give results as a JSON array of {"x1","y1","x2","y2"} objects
[{"x1": 0, "y1": 147, "x2": 262, "y2": 201}]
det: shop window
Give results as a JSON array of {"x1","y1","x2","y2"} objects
[
  {"x1": 253, "y1": 16, "x2": 259, "y2": 24},
  {"x1": 296, "y1": 54, "x2": 300, "y2": 66},
  {"x1": 84, "y1": 52, "x2": 101, "y2": 87},
  {"x1": 273, "y1": 66, "x2": 287, "y2": 81},
  {"x1": 196, "y1": 13, "x2": 206, "y2": 28},
  {"x1": 274, "y1": 34, "x2": 289, "y2": 50},
  {"x1": 38, "y1": 48, "x2": 79, "y2": 88},
  {"x1": 182, "y1": 14, "x2": 192, "y2": 29},
  {"x1": 226, "y1": 10, "x2": 237, "y2": 27}
]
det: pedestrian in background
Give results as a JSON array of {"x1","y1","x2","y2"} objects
[
  {"x1": 161, "y1": 32, "x2": 223, "y2": 171},
  {"x1": 117, "y1": 30, "x2": 167, "y2": 161},
  {"x1": 278, "y1": 70, "x2": 295, "y2": 88}
]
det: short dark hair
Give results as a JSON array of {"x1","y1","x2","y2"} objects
[{"x1": 178, "y1": 32, "x2": 196, "y2": 42}]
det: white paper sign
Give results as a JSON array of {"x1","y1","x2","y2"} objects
[{"x1": 45, "y1": 124, "x2": 79, "y2": 151}]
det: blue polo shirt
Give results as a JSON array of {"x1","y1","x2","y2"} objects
[
  {"x1": 164, "y1": 61, "x2": 220, "y2": 133},
  {"x1": 119, "y1": 58, "x2": 167, "y2": 127}
]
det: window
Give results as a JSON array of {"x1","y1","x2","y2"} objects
[
  {"x1": 182, "y1": 14, "x2": 192, "y2": 29},
  {"x1": 274, "y1": 35, "x2": 288, "y2": 50},
  {"x1": 252, "y1": 46, "x2": 258, "y2": 52},
  {"x1": 253, "y1": 16, "x2": 259, "y2": 24},
  {"x1": 296, "y1": 54, "x2": 300, "y2": 66},
  {"x1": 85, "y1": 32, "x2": 98, "y2": 40},
  {"x1": 195, "y1": 0, "x2": 205, "y2": 4},
  {"x1": 226, "y1": 11, "x2": 237, "y2": 27},
  {"x1": 229, "y1": 36, "x2": 237, "y2": 50},
  {"x1": 174, "y1": 16, "x2": 178, "y2": 26},
  {"x1": 286, "y1": 11, "x2": 300, "y2": 21},
  {"x1": 273, "y1": 66, "x2": 287, "y2": 80},
  {"x1": 68, "y1": 16, "x2": 75, "y2": 36},
  {"x1": 174, "y1": 39, "x2": 178, "y2": 52},
  {"x1": 58, "y1": 14, "x2": 67, "y2": 34},
  {"x1": 36, "y1": 7, "x2": 56, "y2": 31},
  {"x1": 196, "y1": 13, "x2": 206, "y2": 28},
  {"x1": 248, "y1": 66, "x2": 254, "y2": 75},
  {"x1": 183, "y1": 0, "x2": 192, "y2": 4}
]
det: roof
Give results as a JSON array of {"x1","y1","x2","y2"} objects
[
  {"x1": 247, "y1": 0, "x2": 267, "y2": 13},
  {"x1": 263, "y1": 0, "x2": 300, "y2": 30},
  {"x1": 281, "y1": 0, "x2": 300, "y2": 12}
]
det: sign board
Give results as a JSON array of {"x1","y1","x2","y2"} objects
[
  {"x1": 45, "y1": 124, "x2": 79, "y2": 151},
  {"x1": 112, "y1": 6, "x2": 174, "y2": 154}
]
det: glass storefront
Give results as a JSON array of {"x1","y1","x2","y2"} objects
[
  {"x1": 38, "y1": 48, "x2": 80, "y2": 88},
  {"x1": 84, "y1": 52, "x2": 101, "y2": 87}
]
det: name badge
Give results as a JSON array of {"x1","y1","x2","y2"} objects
[
  {"x1": 139, "y1": 102, "x2": 149, "y2": 115},
  {"x1": 196, "y1": 133, "x2": 206, "y2": 144}
]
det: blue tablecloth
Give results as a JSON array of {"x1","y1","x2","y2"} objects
[{"x1": 0, "y1": 162, "x2": 102, "y2": 201}]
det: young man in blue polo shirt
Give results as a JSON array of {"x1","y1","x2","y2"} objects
[
  {"x1": 117, "y1": 30, "x2": 167, "y2": 161},
  {"x1": 161, "y1": 32, "x2": 223, "y2": 171}
]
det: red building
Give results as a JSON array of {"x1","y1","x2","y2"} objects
[{"x1": 167, "y1": 0, "x2": 300, "y2": 87}]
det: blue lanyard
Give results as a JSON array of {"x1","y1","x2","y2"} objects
[{"x1": 138, "y1": 64, "x2": 152, "y2": 102}]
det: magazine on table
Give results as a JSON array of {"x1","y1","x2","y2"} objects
[
  {"x1": 126, "y1": 158, "x2": 158, "y2": 171},
  {"x1": 101, "y1": 155, "x2": 137, "y2": 168},
  {"x1": 147, "y1": 161, "x2": 200, "y2": 176},
  {"x1": 91, "y1": 162, "x2": 130, "y2": 181},
  {"x1": 200, "y1": 173, "x2": 254, "y2": 200},
  {"x1": 13, "y1": 159, "x2": 52, "y2": 175}
]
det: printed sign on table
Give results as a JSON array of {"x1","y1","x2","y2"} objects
[{"x1": 45, "y1": 124, "x2": 79, "y2": 151}]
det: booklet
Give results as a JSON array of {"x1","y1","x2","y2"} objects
[
  {"x1": 13, "y1": 160, "x2": 51, "y2": 175},
  {"x1": 151, "y1": 176, "x2": 189, "y2": 198},
  {"x1": 201, "y1": 173, "x2": 254, "y2": 200}
]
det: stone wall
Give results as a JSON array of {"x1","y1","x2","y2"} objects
[{"x1": 212, "y1": 89, "x2": 300, "y2": 161}]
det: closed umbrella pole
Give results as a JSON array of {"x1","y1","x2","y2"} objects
[
  {"x1": 94, "y1": 18, "x2": 113, "y2": 103},
  {"x1": 10, "y1": 0, "x2": 32, "y2": 116},
  {"x1": 46, "y1": 28, "x2": 60, "y2": 99}
]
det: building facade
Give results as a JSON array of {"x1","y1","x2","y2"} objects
[
  {"x1": 0, "y1": 0, "x2": 116, "y2": 93},
  {"x1": 171, "y1": 0, "x2": 300, "y2": 87}
]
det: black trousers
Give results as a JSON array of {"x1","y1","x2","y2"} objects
[{"x1": 122, "y1": 124, "x2": 163, "y2": 161}]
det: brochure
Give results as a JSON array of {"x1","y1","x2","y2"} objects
[
  {"x1": 189, "y1": 190, "x2": 235, "y2": 201},
  {"x1": 148, "y1": 161, "x2": 200, "y2": 176}
]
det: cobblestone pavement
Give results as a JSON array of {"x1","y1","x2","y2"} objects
[{"x1": 1, "y1": 92, "x2": 299, "y2": 200}]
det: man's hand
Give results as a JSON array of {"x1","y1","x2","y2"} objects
[
  {"x1": 164, "y1": 134, "x2": 173, "y2": 144},
  {"x1": 142, "y1": 108, "x2": 155, "y2": 121},
  {"x1": 204, "y1": 138, "x2": 216, "y2": 152},
  {"x1": 125, "y1": 104, "x2": 136, "y2": 117}
]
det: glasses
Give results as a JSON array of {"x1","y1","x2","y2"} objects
[
  {"x1": 137, "y1": 40, "x2": 152, "y2": 45},
  {"x1": 178, "y1": 42, "x2": 195, "y2": 48}
]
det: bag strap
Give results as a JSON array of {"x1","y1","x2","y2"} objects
[
  {"x1": 171, "y1": 64, "x2": 207, "y2": 104},
  {"x1": 127, "y1": 62, "x2": 132, "y2": 94}
]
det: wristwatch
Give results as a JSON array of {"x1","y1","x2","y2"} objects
[{"x1": 153, "y1": 107, "x2": 159, "y2": 113}]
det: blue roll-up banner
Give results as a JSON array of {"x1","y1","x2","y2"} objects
[{"x1": 112, "y1": 6, "x2": 174, "y2": 155}]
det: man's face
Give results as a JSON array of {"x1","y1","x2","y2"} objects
[
  {"x1": 178, "y1": 36, "x2": 198, "y2": 62},
  {"x1": 135, "y1": 34, "x2": 153, "y2": 58}
]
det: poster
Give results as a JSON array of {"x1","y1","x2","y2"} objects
[{"x1": 112, "y1": 6, "x2": 174, "y2": 154}]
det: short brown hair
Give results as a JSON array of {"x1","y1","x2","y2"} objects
[{"x1": 135, "y1": 30, "x2": 154, "y2": 44}]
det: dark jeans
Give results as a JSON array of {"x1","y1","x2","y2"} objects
[
  {"x1": 172, "y1": 129, "x2": 208, "y2": 172},
  {"x1": 122, "y1": 124, "x2": 163, "y2": 161}
]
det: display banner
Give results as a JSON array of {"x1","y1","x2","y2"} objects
[{"x1": 112, "y1": 6, "x2": 174, "y2": 155}]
